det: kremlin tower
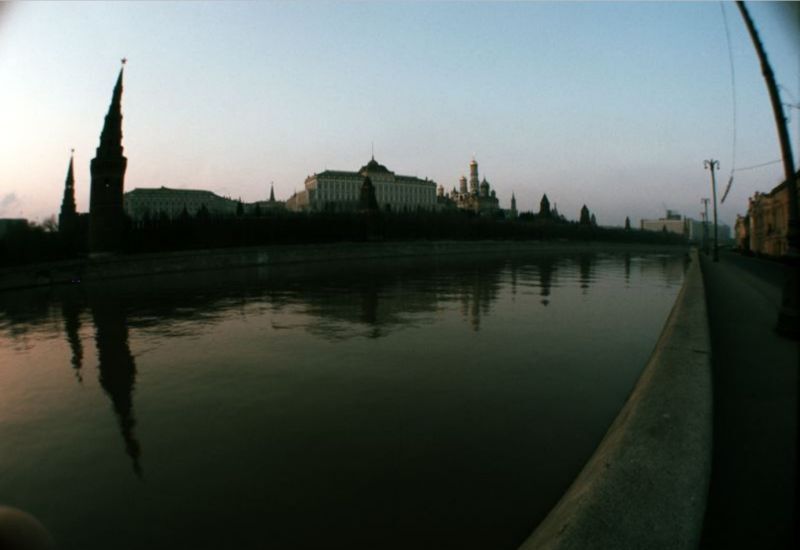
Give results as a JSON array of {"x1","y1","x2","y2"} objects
[
  {"x1": 89, "y1": 61, "x2": 128, "y2": 253},
  {"x1": 58, "y1": 149, "x2": 78, "y2": 235}
]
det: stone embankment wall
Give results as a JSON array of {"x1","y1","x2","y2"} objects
[
  {"x1": 518, "y1": 248, "x2": 711, "y2": 549},
  {"x1": 0, "y1": 241, "x2": 687, "y2": 292}
]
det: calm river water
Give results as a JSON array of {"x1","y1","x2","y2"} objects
[{"x1": 0, "y1": 249, "x2": 686, "y2": 549}]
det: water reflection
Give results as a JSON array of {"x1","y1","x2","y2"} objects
[
  {"x1": 624, "y1": 253, "x2": 631, "y2": 285},
  {"x1": 89, "y1": 294, "x2": 142, "y2": 477},
  {"x1": 578, "y1": 253, "x2": 594, "y2": 292},
  {"x1": 0, "y1": 254, "x2": 620, "y2": 342},
  {"x1": 538, "y1": 256, "x2": 555, "y2": 306},
  {"x1": 0, "y1": 250, "x2": 690, "y2": 550},
  {"x1": 0, "y1": 250, "x2": 688, "y2": 480},
  {"x1": 62, "y1": 300, "x2": 85, "y2": 383},
  {"x1": 456, "y1": 265, "x2": 501, "y2": 331},
  {"x1": 0, "y1": 252, "x2": 689, "y2": 345}
]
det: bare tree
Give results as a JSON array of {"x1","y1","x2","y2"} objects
[{"x1": 41, "y1": 215, "x2": 58, "y2": 233}]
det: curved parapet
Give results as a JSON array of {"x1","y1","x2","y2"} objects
[{"x1": 520, "y1": 249, "x2": 712, "y2": 549}]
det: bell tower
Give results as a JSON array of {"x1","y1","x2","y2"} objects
[{"x1": 468, "y1": 158, "x2": 479, "y2": 195}]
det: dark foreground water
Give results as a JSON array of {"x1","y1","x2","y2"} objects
[{"x1": 0, "y1": 249, "x2": 686, "y2": 549}]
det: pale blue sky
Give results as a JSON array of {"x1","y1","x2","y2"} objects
[{"x1": 0, "y1": 1, "x2": 797, "y2": 227}]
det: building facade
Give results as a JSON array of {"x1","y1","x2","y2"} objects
[
  {"x1": 125, "y1": 187, "x2": 239, "y2": 219},
  {"x1": 735, "y1": 214, "x2": 750, "y2": 252},
  {"x1": 742, "y1": 174, "x2": 799, "y2": 256},
  {"x1": 640, "y1": 210, "x2": 687, "y2": 236},
  {"x1": 286, "y1": 157, "x2": 437, "y2": 213}
]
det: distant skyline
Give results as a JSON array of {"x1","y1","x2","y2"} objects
[{"x1": 0, "y1": 1, "x2": 798, "y2": 227}]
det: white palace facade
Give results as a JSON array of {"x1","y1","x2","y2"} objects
[{"x1": 286, "y1": 157, "x2": 437, "y2": 213}]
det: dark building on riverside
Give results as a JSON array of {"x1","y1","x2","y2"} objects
[
  {"x1": 59, "y1": 150, "x2": 78, "y2": 235},
  {"x1": 89, "y1": 64, "x2": 128, "y2": 252}
]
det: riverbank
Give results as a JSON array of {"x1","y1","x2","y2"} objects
[
  {"x1": 0, "y1": 240, "x2": 688, "y2": 292},
  {"x1": 518, "y1": 248, "x2": 711, "y2": 549}
]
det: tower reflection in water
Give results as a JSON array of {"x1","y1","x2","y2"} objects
[
  {"x1": 578, "y1": 253, "x2": 594, "y2": 292},
  {"x1": 49, "y1": 253, "x2": 606, "y2": 477},
  {"x1": 538, "y1": 256, "x2": 555, "y2": 306},
  {"x1": 85, "y1": 294, "x2": 142, "y2": 477},
  {"x1": 61, "y1": 298, "x2": 84, "y2": 383}
]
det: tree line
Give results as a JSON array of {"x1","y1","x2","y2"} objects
[{"x1": 0, "y1": 207, "x2": 685, "y2": 267}]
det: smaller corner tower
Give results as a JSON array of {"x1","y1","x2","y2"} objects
[{"x1": 59, "y1": 149, "x2": 78, "y2": 234}]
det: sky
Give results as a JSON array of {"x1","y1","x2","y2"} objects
[{"x1": 0, "y1": 1, "x2": 798, "y2": 227}]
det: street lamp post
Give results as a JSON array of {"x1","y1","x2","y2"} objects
[{"x1": 704, "y1": 160, "x2": 720, "y2": 262}]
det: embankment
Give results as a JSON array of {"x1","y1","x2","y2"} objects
[
  {"x1": 0, "y1": 241, "x2": 687, "y2": 292},
  {"x1": 518, "y1": 248, "x2": 712, "y2": 549}
]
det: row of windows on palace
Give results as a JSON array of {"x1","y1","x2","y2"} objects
[{"x1": 123, "y1": 158, "x2": 514, "y2": 219}]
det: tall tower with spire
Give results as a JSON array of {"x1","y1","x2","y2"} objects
[
  {"x1": 59, "y1": 149, "x2": 78, "y2": 234},
  {"x1": 468, "y1": 158, "x2": 479, "y2": 195},
  {"x1": 510, "y1": 192, "x2": 517, "y2": 218},
  {"x1": 89, "y1": 62, "x2": 128, "y2": 253}
]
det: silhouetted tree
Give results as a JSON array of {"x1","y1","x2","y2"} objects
[
  {"x1": 590, "y1": 213, "x2": 597, "y2": 227},
  {"x1": 236, "y1": 200, "x2": 244, "y2": 217},
  {"x1": 41, "y1": 215, "x2": 58, "y2": 233},
  {"x1": 579, "y1": 205, "x2": 591, "y2": 225},
  {"x1": 359, "y1": 176, "x2": 379, "y2": 213},
  {"x1": 196, "y1": 204, "x2": 210, "y2": 220},
  {"x1": 253, "y1": 203, "x2": 262, "y2": 218},
  {"x1": 539, "y1": 194, "x2": 551, "y2": 218}
]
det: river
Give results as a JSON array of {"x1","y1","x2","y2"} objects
[{"x1": 0, "y1": 248, "x2": 686, "y2": 549}]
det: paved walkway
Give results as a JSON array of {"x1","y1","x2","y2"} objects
[{"x1": 699, "y1": 250, "x2": 798, "y2": 549}]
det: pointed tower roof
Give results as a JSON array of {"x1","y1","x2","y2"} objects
[
  {"x1": 269, "y1": 182, "x2": 275, "y2": 203},
  {"x1": 60, "y1": 149, "x2": 77, "y2": 216},
  {"x1": 65, "y1": 149, "x2": 75, "y2": 189},
  {"x1": 96, "y1": 63, "x2": 125, "y2": 157}
]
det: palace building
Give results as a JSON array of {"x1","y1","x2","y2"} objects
[
  {"x1": 286, "y1": 157, "x2": 437, "y2": 213},
  {"x1": 124, "y1": 187, "x2": 239, "y2": 219}
]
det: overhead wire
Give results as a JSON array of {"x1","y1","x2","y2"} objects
[{"x1": 732, "y1": 159, "x2": 783, "y2": 172}]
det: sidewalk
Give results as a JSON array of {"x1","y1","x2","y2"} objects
[{"x1": 699, "y1": 250, "x2": 798, "y2": 548}]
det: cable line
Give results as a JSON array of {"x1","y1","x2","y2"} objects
[{"x1": 733, "y1": 159, "x2": 783, "y2": 172}]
